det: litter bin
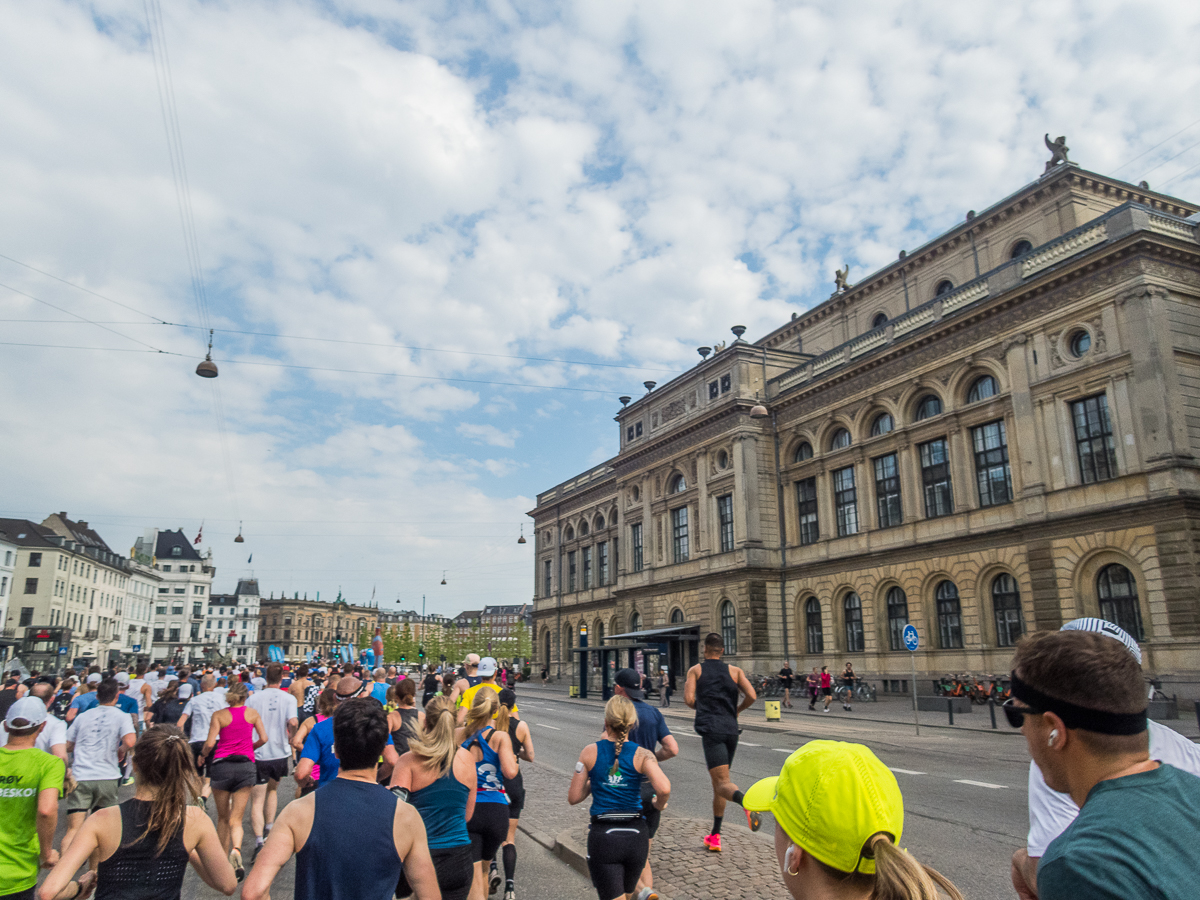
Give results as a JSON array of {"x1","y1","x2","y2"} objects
[
  {"x1": 764, "y1": 700, "x2": 781, "y2": 721},
  {"x1": 568, "y1": 685, "x2": 579, "y2": 698}
]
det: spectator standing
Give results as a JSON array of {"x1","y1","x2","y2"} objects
[{"x1": 62, "y1": 679, "x2": 135, "y2": 860}]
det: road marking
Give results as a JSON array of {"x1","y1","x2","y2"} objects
[
  {"x1": 954, "y1": 779, "x2": 1007, "y2": 789},
  {"x1": 888, "y1": 768, "x2": 927, "y2": 775},
  {"x1": 772, "y1": 748, "x2": 791, "y2": 753},
  {"x1": 740, "y1": 742, "x2": 762, "y2": 747},
  {"x1": 535, "y1": 723, "x2": 561, "y2": 730}
]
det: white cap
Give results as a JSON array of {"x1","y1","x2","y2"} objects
[
  {"x1": 5, "y1": 697, "x2": 48, "y2": 730},
  {"x1": 86, "y1": 673, "x2": 103, "y2": 684},
  {"x1": 478, "y1": 657, "x2": 497, "y2": 676},
  {"x1": 1060, "y1": 617, "x2": 1142, "y2": 665},
  {"x1": 114, "y1": 672, "x2": 130, "y2": 685}
]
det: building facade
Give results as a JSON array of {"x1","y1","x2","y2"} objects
[
  {"x1": 0, "y1": 531, "x2": 16, "y2": 663},
  {"x1": 257, "y1": 594, "x2": 378, "y2": 661},
  {"x1": 530, "y1": 158, "x2": 1200, "y2": 685},
  {"x1": 121, "y1": 558, "x2": 159, "y2": 666},
  {"x1": 135, "y1": 529, "x2": 216, "y2": 665},
  {"x1": 207, "y1": 579, "x2": 261, "y2": 664}
]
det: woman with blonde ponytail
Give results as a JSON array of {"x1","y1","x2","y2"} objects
[
  {"x1": 568, "y1": 695, "x2": 671, "y2": 900},
  {"x1": 390, "y1": 696, "x2": 477, "y2": 900},
  {"x1": 39, "y1": 725, "x2": 238, "y2": 900},
  {"x1": 740, "y1": 740, "x2": 964, "y2": 900},
  {"x1": 456, "y1": 688, "x2": 518, "y2": 900}
]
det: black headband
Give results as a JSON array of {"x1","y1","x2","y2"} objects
[{"x1": 1010, "y1": 673, "x2": 1147, "y2": 736}]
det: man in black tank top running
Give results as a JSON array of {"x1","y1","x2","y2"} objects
[{"x1": 684, "y1": 632, "x2": 760, "y2": 853}]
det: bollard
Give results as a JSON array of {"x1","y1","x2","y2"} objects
[
  {"x1": 947, "y1": 698, "x2": 954, "y2": 726},
  {"x1": 989, "y1": 699, "x2": 997, "y2": 729},
  {"x1": 764, "y1": 700, "x2": 781, "y2": 721}
]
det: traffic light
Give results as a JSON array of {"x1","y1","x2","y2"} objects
[
  {"x1": 400, "y1": 654, "x2": 406, "y2": 663},
  {"x1": 418, "y1": 646, "x2": 424, "y2": 659}
]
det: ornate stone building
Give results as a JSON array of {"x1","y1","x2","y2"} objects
[
  {"x1": 529, "y1": 157, "x2": 1200, "y2": 685},
  {"x1": 257, "y1": 593, "x2": 378, "y2": 662}
]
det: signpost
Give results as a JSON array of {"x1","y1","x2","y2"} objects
[{"x1": 902, "y1": 624, "x2": 920, "y2": 735}]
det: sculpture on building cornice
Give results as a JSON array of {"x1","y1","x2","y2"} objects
[
  {"x1": 835, "y1": 264, "x2": 851, "y2": 293},
  {"x1": 1044, "y1": 134, "x2": 1071, "y2": 173}
]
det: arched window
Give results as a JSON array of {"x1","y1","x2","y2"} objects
[
  {"x1": 630, "y1": 611, "x2": 642, "y2": 632},
  {"x1": 968, "y1": 375, "x2": 998, "y2": 403},
  {"x1": 579, "y1": 520, "x2": 589, "y2": 536},
  {"x1": 871, "y1": 312, "x2": 889, "y2": 329},
  {"x1": 871, "y1": 413, "x2": 894, "y2": 437},
  {"x1": 565, "y1": 525, "x2": 575, "y2": 541},
  {"x1": 544, "y1": 630, "x2": 551, "y2": 663},
  {"x1": 844, "y1": 594, "x2": 864, "y2": 652},
  {"x1": 1097, "y1": 564, "x2": 1143, "y2": 640},
  {"x1": 992, "y1": 574, "x2": 1024, "y2": 647},
  {"x1": 935, "y1": 279, "x2": 955, "y2": 297},
  {"x1": 805, "y1": 599, "x2": 824, "y2": 654},
  {"x1": 830, "y1": 428, "x2": 852, "y2": 451},
  {"x1": 716, "y1": 449, "x2": 729, "y2": 469},
  {"x1": 543, "y1": 531, "x2": 551, "y2": 545},
  {"x1": 610, "y1": 616, "x2": 620, "y2": 637},
  {"x1": 794, "y1": 442, "x2": 813, "y2": 463},
  {"x1": 936, "y1": 581, "x2": 963, "y2": 649},
  {"x1": 886, "y1": 587, "x2": 909, "y2": 651},
  {"x1": 1010, "y1": 239, "x2": 1033, "y2": 259},
  {"x1": 564, "y1": 625, "x2": 573, "y2": 650},
  {"x1": 720, "y1": 600, "x2": 737, "y2": 654},
  {"x1": 915, "y1": 394, "x2": 943, "y2": 421},
  {"x1": 670, "y1": 608, "x2": 684, "y2": 624},
  {"x1": 669, "y1": 473, "x2": 687, "y2": 493},
  {"x1": 595, "y1": 514, "x2": 605, "y2": 530}
]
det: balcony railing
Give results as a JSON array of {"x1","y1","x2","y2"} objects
[{"x1": 83, "y1": 630, "x2": 99, "y2": 640}]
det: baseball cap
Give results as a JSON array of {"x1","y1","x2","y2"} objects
[
  {"x1": 478, "y1": 657, "x2": 498, "y2": 676},
  {"x1": 86, "y1": 673, "x2": 103, "y2": 684},
  {"x1": 742, "y1": 740, "x2": 903, "y2": 875},
  {"x1": 114, "y1": 672, "x2": 130, "y2": 685},
  {"x1": 1060, "y1": 617, "x2": 1142, "y2": 665},
  {"x1": 615, "y1": 668, "x2": 644, "y2": 700},
  {"x1": 177, "y1": 683, "x2": 194, "y2": 699},
  {"x1": 5, "y1": 697, "x2": 49, "y2": 731}
]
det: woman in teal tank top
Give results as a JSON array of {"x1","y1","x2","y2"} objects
[{"x1": 569, "y1": 695, "x2": 671, "y2": 900}]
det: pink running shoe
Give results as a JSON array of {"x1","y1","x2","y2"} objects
[{"x1": 703, "y1": 833, "x2": 723, "y2": 852}]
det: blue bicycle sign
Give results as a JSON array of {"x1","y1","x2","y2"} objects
[{"x1": 902, "y1": 624, "x2": 919, "y2": 652}]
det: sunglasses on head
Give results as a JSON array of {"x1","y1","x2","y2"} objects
[{"x1": 1002, "y1": 697, "x2": 1042, "y2": 728}]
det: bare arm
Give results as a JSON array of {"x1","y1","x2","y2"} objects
[
  {"x1": 636, "y1": 748, "x2": 671, "y2": 809},
  {"x1": 732, "y1": 666, "x2": 757, "y2": 713},
  {"x1": 567, "y1": 745, "x2": 596, "y2": 805},
  {"x1": 36, "y1": 787, "x2": 59, "y2": 867},
  {"x1": 683, "y1": 666, "x2": 699, "y2": 709},
  {"x1": 394, "y1": 804, "x2": 440, "y2": 900},
  {"x1": 495, "y1": 732, "x2": 519, "y2": 780},
  {"x1": 517, "y1": 721, "x2": 534, "y2": 763},
  {"x1": 293, "y1": 757, "x2": 314, "y2": 786},
  {"x1": 1011, "y1": 848, "x2": 1040, "y2": 900},
  {"x1": 186, "y1": 807, "x2": 238, "y2": 895},
  {"x1": 242, "y1": 803, "x2": 302, "y2": 900},
  {"x1": 291, "y1": 717, "x2": 315, "y2": 753},
  {"x1": 656, "y1": 734, "x2": 680, "y2": 762},
  {"x1": 38, "y1": 809, "x2": 105, "y2": 900}
]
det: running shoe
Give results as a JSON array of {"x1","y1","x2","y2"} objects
[
  {"x1": 489, "y1": 863, "x2": 501, "y2": 895},
  {"x1": 120, "y1": 776, "x2": 134, "y2": 786},
  {"x1": 252, "y1": 843, "x2": 263, "y2": 863},
  {"x1": 230, "y1": 848, "x2": 244, "y2": 883},
  {"x1": 635, "y1": 888, "x2": 659, "y2": 900},
  {"x1": 744, "y1": 808, "x2": 762, "y2": 832},
  {"x1": 703, "y1": 833, "x2": 722, "y2": 852},
  {"x1": 504, "y1": 890, "x2": 515, "y2": 900}
]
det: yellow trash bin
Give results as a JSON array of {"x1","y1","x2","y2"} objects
[
  {"x1": 764, "y1": 700, "x2": 781, "y2": 721},
  {"x1": 568, "y1": 685, "x2": 579, "y2": 698}
]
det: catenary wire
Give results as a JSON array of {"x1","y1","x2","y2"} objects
[
  {"x1": 1110, "y1": 116, "x2": 1200, "y2": 176},
  {"x1": 1140, "y1": 136, "x2": 1200, "y2": 181}
]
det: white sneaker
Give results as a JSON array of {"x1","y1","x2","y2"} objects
[{"x1": 636, "y1": 889, "x2": 660, "y2": 900}]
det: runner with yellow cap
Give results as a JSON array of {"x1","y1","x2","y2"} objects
[{"x1": 741, "y1": 740, "x2": 963, "y2": 900}]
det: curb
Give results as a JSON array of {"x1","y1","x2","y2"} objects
[{"x1": 551, "y1": 828, "x2": 590, "y2": 878}]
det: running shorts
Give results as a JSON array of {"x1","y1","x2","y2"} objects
[
  {"x1": 467, "y1": 801, "x2": 510, "y2": 863},
  {"x1": 504, "y1": 773, "x2": 525, "y2": 819},
  {"x1": 701, "y1": 733, "x2": 739, "y2": 770},
  {"x1": 396, "y1": 842, "x2": 473, "y2": 900},
  {"x1": 822, "y1": 687, "x2": 833, "y2": 697},
  {"x1": 65, "y1": 778, "x2": 120, "y2": 815},
  {"x1": 0, "y1": 888, "x2": 36, "y2": 900},
  {"x1": 209, "y1": 755, "x2": 256, "y2": 792},
  {"x1": 640, "y1": 781, "x2": 661, "y2": 838},
  {"x1": 256, "y1": 757, "x2": 289, "y2": 785},
  {"x1": 587, "y1": 819, "x2": 649, "y2": 900},
  {"x1": 190, "y1": 740, "x2": 210, "y2": 777}
]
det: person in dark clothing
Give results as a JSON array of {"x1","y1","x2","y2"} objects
[
  {"x1": 778, "y1": 661, "x2": 794, "y2": 709},
  {"x1": 684, "y1": 632, "x2": 759, "y2": 853}
]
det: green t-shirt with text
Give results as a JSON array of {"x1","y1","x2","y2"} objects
[{"x1": 0, "y1": 746, "x2": 66, "y2": 893}]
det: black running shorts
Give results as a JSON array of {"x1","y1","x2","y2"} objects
[
  {"x1": 587, "y1": 819, "x2": 649, "y2": 900},
  {"x1": 255, "y1": 757, "x2": 289, "y2": 785},
  {"x1": 701, "y1": 733, "x2": 739, "y2": 770},
  {"x1": 397, "y1": 842, "x2": 473, "y2": 900},
  {"x1": 504, "y1": 773, "x2": 525, "y2": 819},
  {"x1": 209, "y1": 756, "x2": 256, "y2": 792},
  {"x1": 467, "y1": 801, "x2": 509, "y2": 863}
]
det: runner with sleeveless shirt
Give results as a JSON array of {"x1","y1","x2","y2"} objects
[
  {"x1": 449, "y1": 654, "x2": 482, "y2": 709},
  {"x1": 488, "y1": 689, "x2": 533, "y2": 900},
  {"x1": 421, "y1": 665, "x2": 441, "y2": 709},
  {"x1": 458, "y1": 690, "x2": 518, "y2": 900},
  {"x1": 568, "y1": 695, "x2": 671, "y2": 900},
  {"x1": 202, "y1": 682, "x2": 268, "y2": 881},
  {"x1": 684, "y1": 632, "x2": 760, "y2": 852},
  {"x1": 388, "y1": 678, "x2": 421, "y2": 757}
]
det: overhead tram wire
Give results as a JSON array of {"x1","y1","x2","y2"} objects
[
  {"x1": 0, "y1": 282, "x2": 172, "y2": 353},
  {"x1": 1109, "y1": 115, "x2": 1200, "y2": 177}
]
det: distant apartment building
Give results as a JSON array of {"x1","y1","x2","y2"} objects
[
  {"x1": 0, "y1": 530, "x2": 16, "y2": 663},
  {"x1": 134, "y1": 528, "x2": 216, "y2": 665},
  {"x1": 258, "y1": 593, "x2": 378, "y2": 661},
  {"x1": 207, "y1": 579, "x2": 261, "y2": 664}
]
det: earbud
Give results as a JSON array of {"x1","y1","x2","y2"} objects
[
  {"x1": 784, "y1": 846, "x2": 798, "y2": 876},
  {"x1": 1048, "y1": 729, "x2": 1059, "y2": 747}
]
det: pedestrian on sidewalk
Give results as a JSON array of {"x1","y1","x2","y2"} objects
[
  {"x1": 805, "y1": 668, "x2": 819, "y2": 710},
  {"x1": 819, "y1": 666, "x2": 833, "y2": 712},
  {"x1": 568, "y1": 695, "x2": 671, "y2": 900},
  {"x1": 779, "y1": 661, "x2": 794, "y2": 709},
  {"x1": 840, "y1": 663, "x2": 855, "y2": 712},
  {"x1": 39, "y1": 725, "x2": 238, "y2": 900},
  {"x1": 1007, "y1": 629, "x2": 1200, "y2": 900},
  {"x1": 244, "y1": 700, "x2": 440, "y2": 900},
  {"x1": 684, "y1": 632, "x2": 760, "y2": 853},
  {"x1": 246, "y1": 663, "x2": 299, "y2": 862},
  {"x1": 658, "y1": 667, "x2": 670, "y2": 708},
  {"x1": 615, "y1": 668, "x2": 679, "y2": 900},
  {"x1": 540, "y1": 665, "x2": 549, "y2": 687},
  {"x1": 742, "y1": 740, "x2": 963, "y2": 900}
]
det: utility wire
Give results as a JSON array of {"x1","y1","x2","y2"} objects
[
  {"x1": 1140, "y1": 136, "x2": 1200, "y2": 181},
  {"x1": 1160, "y1": 159, "x2": 1200, "y2": 190},
  {"x1": 0, "y1": 282, "x2": 170, "y2": 352},
  {"x1": 1110, "y1": 116, "x2": 1200, "y2": 176},
  {"x1": 0, "y1": 253, "x2": 167, "y2": 322}
]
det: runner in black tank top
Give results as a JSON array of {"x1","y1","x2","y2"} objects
[{"x1": 684, "y1": 631, "x2": 760, "y2": 853}]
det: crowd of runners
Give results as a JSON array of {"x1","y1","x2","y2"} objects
[{"x1": 2, "y1": 617, "x2": 1200, "y2": 900}]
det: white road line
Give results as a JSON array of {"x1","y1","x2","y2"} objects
[
  {"x1": 772, "y1": 748, "x2": 791, "y2": 753},
  {"x1": 954, "y1": 779, "x2": 1007, "y2": 789},
  {"x1": 535, "y1": 723, "x2": 561, "y2": 730},
  {"x1": 888, "y1": 768, "x2": 927, "y2": 775},
  {"x1": 740, "y1": 742, "x2": 762, "y2": 747}
]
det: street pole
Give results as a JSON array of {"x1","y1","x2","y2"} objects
[{"x1": 910, "y1": 650, "x2": 920, "y2": 736}]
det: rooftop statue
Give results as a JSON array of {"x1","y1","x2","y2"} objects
[
  {"x1": 835, "y1": 264, "x2": 851, "y2": 293},
  {"x1": 1044, "y1": 134, "x2": 1071, "y2": 172}
]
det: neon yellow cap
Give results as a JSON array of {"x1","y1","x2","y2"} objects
[{"x1": 741, "y1": 740, "x2": 903, "y2": 875}]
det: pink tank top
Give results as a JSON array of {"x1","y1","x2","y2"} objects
[
  {"x1": 214, "y1": 706, "x2": 255, "y2": 761},
  {"x1": 310, "y1": 714, "x2": 328, "y2": 781}
]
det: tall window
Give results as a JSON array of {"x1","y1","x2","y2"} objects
[
  {"x1": 631, "y1": 523, "x2": 644, "y2": 572},
  {"x1": 992, "y1": 574, "x2": 1024, "y2": 647},
  {"x1": 543, "y1": 559, "x2": 552, "y2": 596},
  {"x1": 920, "y1": 438, "x2": 953, "y2": 518},
  {"x1": 796, "y1": 478, "x2": 819, "y2": 545},
  {"x1": 168, "y1": 626, "x2": 181, "y2": 643},
  {"x1": 972, "y1": 420, "x2": 1014, "y2": 507},
  {"x1": 833, "y1": 467, "x2": 859, "y2": 536},
  {"x1": 598, "y1": 542, "x2": 609, "y2": 585},
  {"x1": 630, "y1": 611, "x2": 641, "y2": 632},
  {"x1": 18, "y1": 607, "x2": 33, "y2": 627},
  {"x1": 844, "y1": 594, "x2": 864, "y2": 652},
  {"x1": 567, "y1": 551, "x2": 577, "y2": 592},
  {"x1": 671, "y1": 608, "x2": 684, "y2": 624},
  {"x1": 544, "y1": 630, "x2": 551, "y2": 663},
  {"x1": 720, "y1": 600, "x2": 737, "y2": 654},
  {"x1": 671, "y1": 507, "x2": 690, "y2": 562},
  {"x1": 582, "y1": 546, "x2": 593, "y2": 589},
  {"x1": 873, "y1": 454, "x2": 902, "y2": 528},
  {"x1": 805, "y1": 599, "x2": 824, "y2": 654},
  {"x1": 717, "y1": 495, "x2": 735, "y2": 552},
  {"x1": 936, "y1": 581, "x2": 963, "y2": 649},
  {"x1": 1072, "y1": 394, "x2": 1118, "y2": 484},
  {"x1": 886, "y1": 587, "x2": 909, "y2": 651},
  {"x1": 1097, "y1": 564, "x2": 1143, "y2": 640}
]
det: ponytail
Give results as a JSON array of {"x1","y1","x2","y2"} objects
[
  {"x1": 408, "y1": 696, "x2": 457, "y2": 777},
  {"x1": 867, "y1": 835, "x2": 964, "y2": 900},
  {"x1": 493, "y1": 700, "x2": 510, "y2": 738},
  {"x1": 131, "y1": 725, "x2": 201, "y2": 855},
  {"x1": 602, "y1": 695, "x2": 637, "y2": 777},
  {"x1": 464, "y1": 689, "x2": 499, "y2": 738}
]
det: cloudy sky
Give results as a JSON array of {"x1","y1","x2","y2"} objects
[{"x1": 2, "y1": 0, "x2": 1199, "y2": 615}]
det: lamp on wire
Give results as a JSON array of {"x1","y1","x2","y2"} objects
[
  {"x1": 750, "y1": 393, "x2": 769, "y2": 419},
  {"x1": 234, "y1": 522, "x2": 245, "y2": 543},
  {"x1": 517, "y1": 525, "x2": 527, "y2": 545},
  {"x1": 196, "y1": 329, "x2": 218, "y2": 378},
  {"x1": 440, "y1": 570, "x2": 447, "y2": 585}
]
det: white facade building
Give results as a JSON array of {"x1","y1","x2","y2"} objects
[
  {"x1": 122, "y1": 556, "x2": 161, "y2": 665},
  {"x1": 0, "y1": 532, "x2": 16, "y2": 664},
  {"x1": 134, "y1": 528, "x2": 215, "y2": 665},
  {"x1": 208, "y1": 579, "x2": 261, "y2": 664}
]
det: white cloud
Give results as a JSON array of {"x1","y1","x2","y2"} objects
[{"x1": 457, "y1": 423, "x2": 520, "y2": 448}]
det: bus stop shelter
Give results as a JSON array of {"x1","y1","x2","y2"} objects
[{"x1": 569, "y1": 623, "x2": 702, "y2": 700}]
